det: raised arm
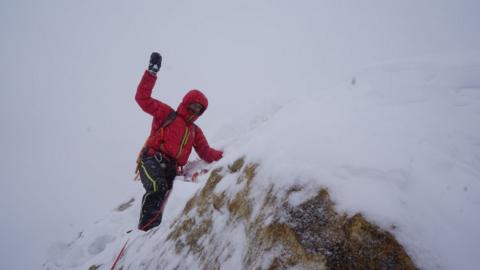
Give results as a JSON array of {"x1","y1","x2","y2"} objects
[
  {"x1": 135, "y1": 52, "x2": 171, "y2": 118},
  {"x1": 193, "y1": 125, "x2": 223, "y2": 163}
]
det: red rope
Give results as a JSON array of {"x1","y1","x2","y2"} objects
[
  {"x1": 110, "y1": 239, "x2": 129, "y2": 270},
  {"x1": 111, "y1": 190, "x2": 173, "y2": 269}
]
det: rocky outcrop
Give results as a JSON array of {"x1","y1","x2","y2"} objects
[{"x1": 168, "y1": 158, "x2": 417, "y2": 270}]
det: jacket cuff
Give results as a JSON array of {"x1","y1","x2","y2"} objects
[{"x1": 144, "y1": 70, "x2": 157, "y2": 79}]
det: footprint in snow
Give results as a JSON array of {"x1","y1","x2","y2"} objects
[{"x1": 88, "y1": 235, "x2": 116, "y2": 255}]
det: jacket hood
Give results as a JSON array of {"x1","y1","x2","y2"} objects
[{"x1": 177, "y1": 89, "x2": 208, "y2": 123}]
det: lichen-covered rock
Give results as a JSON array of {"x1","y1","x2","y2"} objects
[
  {"x1": 168, "y1": 158, "x2": 417, "y2": 269},
  {"x1": 228, "y1": 156, "x2": 245, "y2": 173}
]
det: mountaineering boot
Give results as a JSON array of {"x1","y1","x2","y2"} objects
[
  {"x1": 138, "y1": 190, "x2": 167, "y2": 231},
  {"x1": 137, "y1": 152, "x2": 177, "y2": 231}
]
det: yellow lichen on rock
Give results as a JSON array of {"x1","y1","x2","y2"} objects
[
  {"x1": 244, "y1": 163, "x2": 258, "y2": 184},
  {"x1": 250, "y1": 222, "x2": 327, "y2": 270},
  {"x1": 199, "y1": 167, "x2": 224, "y2": 201},
  {"x1": 212, "y1": 191, "x2": 227, "y2": 212},
  {"x1": 228, "y1": 157, "x2": 245, "y2": 173},
  {"x1": 227, "y1": 188, "x2": 252, "y2": 222},
  {"x1": 167, "y1": 167, "x2": 226, "y2": 256},
  {"x1": 227, "y1": 163, "x2": 259, "y2": 222},
  {"x1": 343, "y1": 214, "x2": 417, "y2": 270},
  {"x1": 167, "y1": 157, "x2": 416, "y2": 270}
]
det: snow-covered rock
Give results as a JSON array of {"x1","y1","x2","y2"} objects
[
  {"x1": 43, "y1": 53, "x2": 480, "y2": 270},
  {"x1": 43, "y1": 158, "x2": 415, "y2": 270}
]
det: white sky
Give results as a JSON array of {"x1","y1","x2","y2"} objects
[{"x1": 1, "y1": 0, "x2": 479, "y2": 269}]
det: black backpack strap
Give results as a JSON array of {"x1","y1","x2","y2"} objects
[{"x1": 160, "y1": 110, "x2": 177, "y2": 129}]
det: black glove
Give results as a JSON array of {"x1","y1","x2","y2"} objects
[{"x1": 148, "y1": 52, "x2": 162, "y2": 74}]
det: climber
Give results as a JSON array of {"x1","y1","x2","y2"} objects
[{"x1": 134, "y1": 52, "x2": 223, "y2": 231}]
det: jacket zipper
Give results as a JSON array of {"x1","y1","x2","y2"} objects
[{"x1": 175, "y1": 126, "x2": 190, "y2": 160}]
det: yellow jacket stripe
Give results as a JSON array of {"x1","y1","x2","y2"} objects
[{"x1": 175, "y1": 127, "x2": 190, "y2": 160}]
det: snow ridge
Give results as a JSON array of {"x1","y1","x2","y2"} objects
[{"x1": 44, "y1": 53, "x2": 480, "y2": 270}]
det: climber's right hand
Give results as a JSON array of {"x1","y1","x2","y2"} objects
[{"x1": 148, "y1": 52, "x2": 162, "y2": 75}]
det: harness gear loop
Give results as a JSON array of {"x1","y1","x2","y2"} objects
[
  {"x1": 153, "y1": 152, "x2": 163, "y2": 163},
  {"x1": 134, "y1": 110, "x2": 177, "y2": 180}
]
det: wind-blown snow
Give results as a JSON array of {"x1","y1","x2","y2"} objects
[
  {"x1": 219, "y1": 53, "x2": 480, "y2": 270},
  {"x1": 2, "y1": 1, "x2": 480, "y2": 269},
  {"x1": 43, "y1": 53, "x2": 480, "y2": 270}
]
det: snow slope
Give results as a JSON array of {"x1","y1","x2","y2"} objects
[
  {"x1": 44, "y1": 53, "x2": 480, "y2": 270},
  {"x1": 3, "y1": 1, "x2": 480, "y2": 269}
]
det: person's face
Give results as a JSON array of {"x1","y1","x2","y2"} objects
[{"x1": 187, "y1": 102, "x2": 205, "y2": 115}]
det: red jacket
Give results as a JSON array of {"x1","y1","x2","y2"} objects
[{"x1": 135, "y1": 71, "x2": 222, "y2": 166}]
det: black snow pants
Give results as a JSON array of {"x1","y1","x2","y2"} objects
[{"x1": 138, "y1": 152, "x2": 177, "y2": 231}]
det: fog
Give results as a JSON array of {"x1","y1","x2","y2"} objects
[{"x1": 1, "y1": 0, "x2": 479, "y2": 269}]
